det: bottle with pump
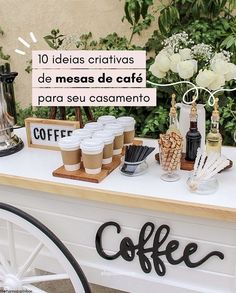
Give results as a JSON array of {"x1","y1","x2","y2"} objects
[
  {"x1": 167, "y1": 94, "x2": 181, "y2": 136},
  {"x1": 185, "y1": 97, "x2": 201, "y2": 161},
  {"x1": 206, "y1": 98, "x2": 222, "y2": 155}
]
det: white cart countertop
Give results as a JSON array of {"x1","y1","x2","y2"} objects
[{"x1": 0, "y1": 128, "x2": 235, "y2": 221}]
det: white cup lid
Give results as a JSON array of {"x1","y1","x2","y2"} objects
[
  {"x1": 93, "y1": 130, "x2": 114, "y2": 144},
  {"x1": 84, "y1": 122, "x2": 103, "y2": 131},
  {"x1": 104, "y1": 123, "x2": 124, "y2": 135},
  {"x1": 80, "y1": 138, "x2": 104, "y2": 152},
  {"x1": 72, "y1": 128, "x2": 92, "y2": 139},
  {"x1": 97, "y1": 115, "x2": 116, "y2": 124},
  {"x1": 117, "y1": 116, "x2": 135, "y2": 125},
  {"x1": 58, "y1": 135, "x2": 81, "y2": 149},
  {"x1": 116, "y1": 117, "x2": 135, "y2": 131}
]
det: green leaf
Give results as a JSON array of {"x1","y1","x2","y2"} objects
[
  {"x1": 171, "y1": 6, "x2": 180, "y2": 20},
  {"x1": 158, "y1": 9, "x2": 167, "y2": 34},
  {"x1": 0, "y1": 47, "x2": 10, "y2": 60},
  {"x1": 141, "y1": 1, "x2": 148, "y2": 19},
  {"x1": 134, "y1": 1, "x2": 141, "y2": 23},
  {"x1": 44, "y1": 35, "x2": 54, "y2": 40},
  {"x1": 51, "y1": 29, "x2": 57, "y2": 36},
  {"x1": 226, "y1": 36, "x2": 235, "y2": 48},
  {"x1": 43, "y1": 37, "x2": 56, "y2": 49},
  {"x1": 125, "y1": 2, "x2": 133, "y2": 25}
]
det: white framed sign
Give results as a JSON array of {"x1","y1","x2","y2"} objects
[{"x1": 25, "y1": 117, "x2": 80, "y2": 151}]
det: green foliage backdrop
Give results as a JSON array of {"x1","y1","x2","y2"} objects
[{"x1": 16, "y1": 0, "x2": 236, "y2": 145}]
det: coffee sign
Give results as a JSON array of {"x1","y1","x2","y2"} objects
[
  {"x1": 96, "y1": 222, "x2": 224, "y2": 277},
  {"x1": 25, "y1": 118, "x2": 80, "y2": 150}
]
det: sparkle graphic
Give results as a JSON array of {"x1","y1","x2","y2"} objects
[
  {"x1": 15, "y1": 32, "x2": 37, "y2": 55},
  {"x1": 14, "y1": 49, "x2": 26, "y2": 55},
  {"x1": 30, "y1": 32, "x2": 37, "y2": 43},
  {"x1": 18, "y1": 37, "x2": 30, "y2": 48}
]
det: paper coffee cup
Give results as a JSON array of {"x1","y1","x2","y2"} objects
[
  {"x1": 93, "y1": 130, "x2": 114, "y2": 165},
  {"x1": 84, "y1": 122, "x2": 103, "y2": 134},
  {"x1": 72, "y1": 128, "x2": 92, "y2": 140},
  {"x1": 117, "y1": 116, "x2": 135, "y2": 145},
  {"x1": 104, "y1": 123, "x2": 124, "y2": 155},
  {"x1": 97, "y1": 115, "x2": 116, "y2": 126},
  {"x1": 58, "y1": 136, "x2": 82, "y2": 171},
  {"x1": 80, "y1": 138, "x2": 104, "y2": 174}
]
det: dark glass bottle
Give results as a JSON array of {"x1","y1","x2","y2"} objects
[{"x1": 185, "y1": 101, "x2": 201, "y2": 161}]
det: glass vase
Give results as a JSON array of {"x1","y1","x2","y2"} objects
[{"x1": 158, "y1": 142, "x2": 181, "y2": 182}]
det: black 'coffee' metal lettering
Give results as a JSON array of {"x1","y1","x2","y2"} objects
[{"x1": 95, "y1": 221, "x2": 224, "y2": 276}]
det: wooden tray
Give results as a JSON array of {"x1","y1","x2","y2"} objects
[
  {"x1": 53, "y1": 155, "x2": 121, "y2": 183},
  {"x1": 155, "y1": 153, "x2": 233, "y2": 171},
  {"x1": 53, "y1": 139, "x2": 143, "y2": 183}
]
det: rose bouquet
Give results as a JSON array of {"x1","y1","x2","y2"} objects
[{"x1": 149, "y1": 32, "x2": 236, "y2": 101}]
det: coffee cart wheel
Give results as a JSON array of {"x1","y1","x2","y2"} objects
[{"x1": 0, "y1": 203, "x2": 91, "y2": 293}]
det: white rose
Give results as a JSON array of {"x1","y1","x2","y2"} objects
[
  {"x1": 211, "y1": 59, "x2": 229, "y2": 75},
  {"x1": 212, "y1": 52, "x2": 227, "y2": 62},
  {"x1": 154, "y1": 53, "x2": 171, "y2": 72},
  {"x1": 179, "y1": 48, "x2": 192, "y2": 60},
  {"x1": 191, "y1": 59, "x2": 198, "y2": 73},
  {"x1": 177, "y1": 60, "x2": 195, "y2": 79},
  {"x1": 208, "y1": 74, "x2": 225, "y2": 91},
  {"x1": 224, "y1": 63, "x2": 236, "y2": 81},
  {"x1": 159, "y1": 49, "x2": 170, "y2": 57},
  {"x1": 169, "y1": 53, "x2": 181, "y2": 73},
  {"x1": 149, "y1": 62, "x2": 166, "y2": 78},
  {"x1": 196, "y1": 70, "x2": 216, "y2": 88}
]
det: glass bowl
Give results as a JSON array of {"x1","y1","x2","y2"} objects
[
  {"x1": 119, "y1": 160, "x2": 148, "y2": 176},
  {"x1": 187, "y1": 173, "x2": 219, "y2": 195}
]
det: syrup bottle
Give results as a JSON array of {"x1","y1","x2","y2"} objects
[
  {"x1": 167, "y1": 94, "x2": 181, "y2": 136},
  {"x1": 206, "y1": 98, "x2": 222, "y2": 155},
  {"x1": 185, "y1": 98, "x2": 201, "y2": 161}
]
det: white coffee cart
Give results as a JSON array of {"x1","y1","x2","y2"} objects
[{"x1": 0, "y1": 128, "x2": 235, "y2": 293}]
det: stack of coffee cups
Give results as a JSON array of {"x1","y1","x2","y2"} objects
[
  {"x1": 80, "y1": 138, "x2": 104, "y2": 174},
  {"x1": 117, "y1": 116, "x2": 135, "y2": 145},
  {"x1": 58, "y1": 115, "x2": 136, "y2": 175},
  {"x1": 58, "y1": 136, "x2": 82, "y2": 172},
  {"x1": 93, "y1": 130, "x2": 114, "y2": 165},
  {"x1": 104, "y1": 123, "x2": 124, "y2": 155}
]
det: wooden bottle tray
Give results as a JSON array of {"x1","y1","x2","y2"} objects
[
  {"x1": 155, "y1": 153, "x2": 233, "y2": 171},
  {"x1": 52, "y1": 139, "x2": 143, "y2": 183},
  {"x1": 155, "y1": 153, "x2": 194, "y2": 171}
]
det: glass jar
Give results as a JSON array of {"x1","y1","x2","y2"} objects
[
  {"x1": 120, "y1": 159, "x2": 148, "y2": 176},
  {"x1": 158, "y1": 142, "x2": 181, "y2": 182},
  {"x1": 187, "y1": 172, "x2": 219, "y2": 195}
]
